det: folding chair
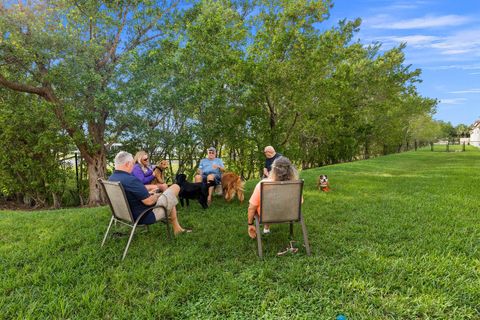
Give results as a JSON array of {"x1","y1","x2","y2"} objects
[
  {"x1": 254, "y1": 180, "x2": 311, "y2": 258},
  {"x1": 99, "y1": 179, "x2": 171, "y2": 260}
]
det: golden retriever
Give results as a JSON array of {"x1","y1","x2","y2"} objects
[{"x1": 221, "y1": 172, "x2": 245, "y2": 203}]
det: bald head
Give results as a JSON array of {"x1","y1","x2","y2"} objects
[
  {"x1": 263, "y1": 146, "x2": 276, "y2": 159},
  {"x1": 264, "y1": 146, "x2": 275, "y2": 153}
]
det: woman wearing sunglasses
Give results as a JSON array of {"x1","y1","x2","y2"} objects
[{"x1": 132, "y1": 151, "x2": 168, "y2": 193}]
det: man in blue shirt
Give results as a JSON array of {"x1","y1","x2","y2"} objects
[
  {"x1": 109, "y1": 151, "x2": 190, "y2": 235},
  {"x1": 194, "y1": 147, "x2": 225, "y2": 205}
]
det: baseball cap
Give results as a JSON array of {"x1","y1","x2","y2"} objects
[{"x1": 207, "y1": 147, "x2": 216, "y2": 152}]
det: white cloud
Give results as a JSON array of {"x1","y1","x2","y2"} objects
[
  {"x1": 383, "y1": 3, "x2": 419, "y2": 10},
  {"x1": 367, "y1": 14, "x2": 472, "y2": 29},
  {"x1": 430, "y1": 29, "x2": 480, "y2": 56},
  {"x1": 448, "y1": 89, "x2": 480, "y2": 94},
  {"x1": 366, "y1": 28, "x2": 480, "y2": 59},
  {"x1": 372, "y1": 35, "x2": 439, "y2": 48},
  {"x1": 426, "y1": 64, "x2": 480, "y2": 71},
  {"x1": 439, "y1": 98, "x2": 467, "y2": 104}
]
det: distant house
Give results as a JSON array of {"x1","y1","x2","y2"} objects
[{"x1": 470, "y1": 120, "x2": 480, "y2": 147}]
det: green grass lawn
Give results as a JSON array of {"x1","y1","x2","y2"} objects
[{"x1": 1, "y1": 148, "x2": 480, "y2": 319}]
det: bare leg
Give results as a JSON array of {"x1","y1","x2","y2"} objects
[
  {"x1": 170, "y1": 207, "x2": 186, "y2": 235},
  {"x1": 153, "y1": 184, "x2": 185, "y2": 235},
  {"x1": 194, "y1": 174, "x2": 202, "y2": 183},
  {"x1": 168, "y1": 186, "x2": 184, "y2": 234},
  {"x1": 157, "y1": 183, "x2": 168, "y2": 192},
  {"x1": 158, "y1": 184, "x2": 185, "y2": 235},
  {"x1": 207, "y1": 174, "x2": 215, "y2": 205}
]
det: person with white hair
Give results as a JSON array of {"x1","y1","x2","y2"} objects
[
  {"x1": 109, "y1": 151, "x2": 191, "y2": 235},
  {"x1": 247, "y1": 156, "x2": 299, "y2": 238}
]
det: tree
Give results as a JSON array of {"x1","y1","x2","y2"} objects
[
  {"x1": 0, "y1": 88, "x2": 70, "y2": 207},
  {"x1": 0, "y1": 0, "x2": 181, "y2": 205}
]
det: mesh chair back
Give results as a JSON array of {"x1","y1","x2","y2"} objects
[
  {"x1": 100, "y1": 180, "x2": 134, "y2": 223},
  {"x1": 260, "y1": 180, "x2": 303, "y2": 224}
]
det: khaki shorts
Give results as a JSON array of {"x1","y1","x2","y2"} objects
[{"x1": 152, "y1": 188, "x2": 178, "y2": 221}]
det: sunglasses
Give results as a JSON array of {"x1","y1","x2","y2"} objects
[
  {"x1": 208, "y1": 151, "x2": 215, "y2": 154},
  {"x1": 142, "y1": 157, "x2": 148, "y2": 161}
]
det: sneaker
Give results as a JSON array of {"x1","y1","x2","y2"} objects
[{"x1": 263, "y1": 228, "x2": 270, "y2": 234}]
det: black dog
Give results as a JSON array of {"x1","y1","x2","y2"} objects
[{"x1": 175, "y1": 173, "x2": 210, "y2": 209}]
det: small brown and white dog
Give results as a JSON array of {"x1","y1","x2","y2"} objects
[
  {"x1": 317, "y1": 174, "x2": 330, "y2": 192},
  {"x1": 151, "y1": 160, "x2": 169, "y2": 185},
  {"x1": 221, "y1": 172, "x2": 245, "y2": 203}
]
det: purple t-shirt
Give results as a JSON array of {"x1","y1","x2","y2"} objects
[{"x1": 132, "y1": 163, "x2": 155, "y2": 184}]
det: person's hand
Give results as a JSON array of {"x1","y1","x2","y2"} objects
[
  {"x1": 248, "y1": 225, "x2": 256, "y2": 239},
  {"x1": 212, "y1": 164, "x2": 218, "y2": 169}
]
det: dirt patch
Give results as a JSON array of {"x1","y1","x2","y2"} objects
[{"x1": 0, "y1": 201, "x2": 38, "y2": 211}]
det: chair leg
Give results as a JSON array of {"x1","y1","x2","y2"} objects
[
  {"x1": 101, "y1": 216, "x2": 115, "y2": 247},
  {"x1": 289, "y1": 222, "x2": 294, "y2": 239},
  {"x1": 122, "y1": 224, "x2": 138, "y2": 261},
  {"x1": 255, "y1": 216, "x2": 263, "y2": 259},
  {"x1": 300, "y1": 213, "x2": 311, "y2": 256}
]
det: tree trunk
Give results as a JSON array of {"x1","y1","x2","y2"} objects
[
  {"x1": 52, "y1": 192, "x2": 61, "y2": 209},
  {"x1": 364, "y1": 137, "x2": 370, "y2": 159},
  {"x1": 85, "y1": 150, "x2": 108, "y2": 206}
]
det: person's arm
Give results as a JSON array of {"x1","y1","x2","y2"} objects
[
  {"x1": 132, "y1": 165, "x2": 155, "y2": 184},
  {"x1": 197, "y1": 160, "x2": 204, "y2": 175},
  {"x1": 247, "y1": 204, "x2": 257, "y2": 239},
  {"x1": 247, "y1": 182, "x2": 262, "y2": 238},
  {"x1": 127, "y1": 177, "x2": 158, "y2": 206},
  {"x1": 216, "y1": 159, "x2": 225, "y2": 173},
  {"x1": 141, "y1": 192, "x2": 161, "y2": 206},
  {"x1": 263, "y1": 168, "x2": 268, "y2": 178}
]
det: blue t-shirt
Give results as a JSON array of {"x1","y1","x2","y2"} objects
[
  {"x1": 199, "y1": 158, "x2": 224, "y2": 176},
  {"x1": 108, "y1": 170, "x2": 157, "y2": 225}
]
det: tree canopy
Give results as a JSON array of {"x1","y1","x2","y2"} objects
[{"x1": 0, "y1": 0, "x2": 444, "y2": 207}]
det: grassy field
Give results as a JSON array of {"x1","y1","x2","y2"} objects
[{"x1": 1, "y1": 148, "x2": 480, "y2": 319}]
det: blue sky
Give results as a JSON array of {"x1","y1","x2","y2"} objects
[{"x1": 325, "y1": 0, "x2": 480, "y2": 126}]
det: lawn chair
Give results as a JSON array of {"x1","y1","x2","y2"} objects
[
  {"x1": 254, "y1": 180, "x2": 311, "y2": 258},
  {"x1": 99, "y1": 179, "x2": 171, "y2": 260}
]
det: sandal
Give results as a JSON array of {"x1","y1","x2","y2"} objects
[{"x1": 178, "y1": 228, "x2": 193, "y2": 234}]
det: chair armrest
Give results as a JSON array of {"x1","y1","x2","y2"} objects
[{"x1": 135, "y1": 204, "x2": 168, "y2": 224}]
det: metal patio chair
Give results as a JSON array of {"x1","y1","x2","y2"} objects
[
  {"x1": 99, "y1": 179, "x2": 171, "y2": 260},
  {"x1": 254, "y1": 180, "x2": 311, "y2": 258}
]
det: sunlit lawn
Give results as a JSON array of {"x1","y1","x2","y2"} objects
[{"x1": 1, "y1": 147, "x2": 479, "y2": 319}]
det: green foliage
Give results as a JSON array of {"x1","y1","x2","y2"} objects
[
  {"x1": 1, "y1": 0, "x2": 442, "y2": 200},
  {"x1": 0, "y1": 89, "x2": 71, "y2": 207},
  {"x1": 1, "y1": 149, "x2": 480, "y2": 318}
]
